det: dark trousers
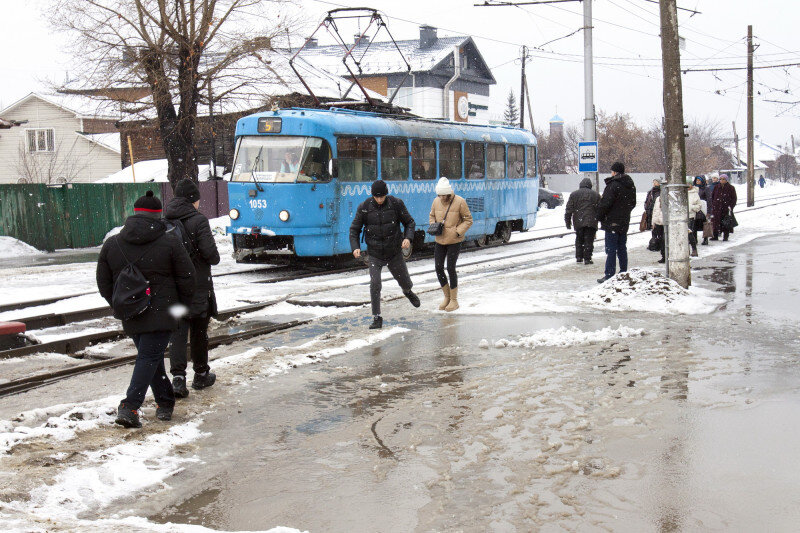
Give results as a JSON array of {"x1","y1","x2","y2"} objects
[
  {"x1": 574, "y1": 227, "x2": 597, "y2": 261},
  {"x1": 604, "y1": 230, "x2": 628, "y2": 278},
  {"x1": 369, "y1": 253, "x2": 413, "y2": 316},
  {"x1": 124, "y1": 331, "x2": 175, "y2": 410},
  {"x1": 169, "y1": 314, "x2": 211, "y2": 377},
  {"x1": 434, "y1": 242, "x2": 462, "y2": 288},
  {"x1": 653, "y1": 225, "x2": 666, "y2": 259}
]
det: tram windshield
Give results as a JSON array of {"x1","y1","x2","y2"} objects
[{"x1": 231, "y1": 136, "x2": 332, "y2": 183}]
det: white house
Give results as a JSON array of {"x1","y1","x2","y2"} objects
[{"x1": 0, "y1": 93, "x2": 122, "y2": 184}]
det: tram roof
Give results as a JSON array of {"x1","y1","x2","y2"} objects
[{"x1": 236, "y1": 107, "x2": 537, "y2": 145}]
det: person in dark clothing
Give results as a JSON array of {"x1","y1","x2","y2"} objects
[
  {"x1": 349, "y1": 180, "x2": 420, "y2": 329},
  {"x1": 644, "y1": 179, "x2": 661, "y2": 232},
  {"x1": 564, "y1": 177, "x2": 601, "y2": 265},
  {"x1": 711, "y1": 174, "x2": 737, "y2": 241},
  {"x1": 596, "y1": 161, "x2": 637, "y2": 283},
  {"x1": 693, "y1": 176, "x2": 710, "y2": 245},
  {"x1": 96, "y1": 191, "x2": 195, "y2": 428},
  {"x1": 164, "y1": 179, "x2": 221, "y2": 398}
]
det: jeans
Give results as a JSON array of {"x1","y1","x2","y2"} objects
[
  {"x1": 434, "y1": 242, "x2": 462, "y2": 288},
  {"x1": 604, "y1": 230, "x2": 628, "y2": 278},
  {"x1": 124, "y1": 331, "x2": 175, "y2": 410},
  {"x1": 574, "y1": 227, "x2": 597, "y2": 261},
  {"x1": 369, "y1": 253, "x2": 413, "y2": 316},
  {"x1": 169, "y1": 314, "x2": 211, "y2": 377}
]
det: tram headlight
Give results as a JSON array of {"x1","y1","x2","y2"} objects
[
  {"x1": 279, "y1": 210, "x2": 290, "y2": 222},
  {"x1": 229, "y1": 208, "x2": 240, "y2": 220}
]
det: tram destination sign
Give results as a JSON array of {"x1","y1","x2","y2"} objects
[
  {"x1": 258, "y1": 117, "x2": 282, "y2": 133},
  {"x1": 578, "y1": 141, "x2": 598, "y2": 173}
]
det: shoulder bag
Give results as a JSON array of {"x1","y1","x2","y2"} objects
[{"x1": 427, "y1": 198, "x2": 453, "y2": 236}]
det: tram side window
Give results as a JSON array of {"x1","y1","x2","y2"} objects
[
  {"x1": 508, "y1": 145, "x2": 524, "y2": 179},
  {"x1": 411, "y1": 140, "x2": 436, "y2": 180},
  {"x1": 381, "y1": 138, "x2": 409, "y2": 180},
  {"x1": 337, "y1": 137, "x2": 377, "y2": 182},
  {"x1": 487, "y1": 143, "x2": 505, "y2": 179},
  {"x1": 439, "y1": 141, "x2": 463, "y2": 180},
  {"x1": 465, "y1": 142, "x2": 484, "y2": 179},
  {"x1": 526, "y1": 146, "x2": 537, "y2": 178}
]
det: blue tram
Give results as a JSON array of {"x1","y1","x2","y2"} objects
[{"x1": 226, "y1": 107, "x2": 540, "y2": 262}]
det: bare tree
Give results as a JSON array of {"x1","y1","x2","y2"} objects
[
  {"x1": 684, "y1": 118, "x2": 732, "y2": 175},
  {"x1": 15, "y1": 139, "x2": 93, "y2": 184},
  {"x1": 49, "y1": 0, "x2": 298, "y2": 187},
  {"x1": 772, "y1": 154, "x2": 798, "y2": 182}
]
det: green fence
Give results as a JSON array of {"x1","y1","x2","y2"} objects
[{"x1": 0, "y1": 183, "x2": 155, "y2": 251}]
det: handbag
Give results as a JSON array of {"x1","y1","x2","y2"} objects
[
  {"x1": 427, "y1": 198, "x2": 453, "y2": 236},
  {"x1": 721, "y1": 208, "x2": 738, "y2": 233},
  {"x1": 702, "y1": 221, "x2": 713, "y2": 238},
  {"x1": 639, "y1": 211, "x2": 648, "y2": 232}
]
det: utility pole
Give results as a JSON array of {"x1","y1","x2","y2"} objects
[
  {"x1": 732, "y1": 121, "x2": 741, "y2": 166},
  {"x1": 659, "y1": 0, "x2": 690, "y2": 288},
  {"x1": 520, "y1": 46, "x2": 527, "y2": 129},
  {"x1": 524, "y1": 75, "x2": 535, "y2": 132},
  {"x1": 747, "y1": 25, "x2": 755, "y2": 206},
  {"x1": 583, "y1": 0, "x2": 598, "y2": 190},
  {"x1": 209, "y1": 83, "x2": 217, "y2": 179}
]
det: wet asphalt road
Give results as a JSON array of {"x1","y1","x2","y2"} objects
[{"x1": 121, "y1": 234, "x2": 800, "y2": 532}]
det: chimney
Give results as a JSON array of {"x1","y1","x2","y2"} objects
[
  {"x1": 419, "y1": 25, "x2": 438, "y2": 49},
  {"x1": 305, "y1": 37, "x2": 318, "y2": 48}
]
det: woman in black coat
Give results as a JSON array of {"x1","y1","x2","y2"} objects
[{"x1": 97, "y1": 191, "x2": 195, "y2": 428}]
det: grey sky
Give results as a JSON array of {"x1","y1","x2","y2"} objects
[{"x1": 1, "y1": 0, "x2": 798, "y2": 148}]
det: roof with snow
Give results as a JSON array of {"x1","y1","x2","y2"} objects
[
  {"x1": 0, "y1": 92, "x2": 121, "y2": 120},
  {"x1": 549, "y1": 114, "x2": 565, "y2": 124},
  {"x1": 724, "y1": 136, "x2": 793, "y2": 168},
  {"x1": 78, "y1": 132, "x2": 121, "y2": 154}
]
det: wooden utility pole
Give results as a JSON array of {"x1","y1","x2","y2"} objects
[
  {"x1": 747, "y1": 25, "x2": 755, "y2": 206},
  {"x1": 519, "y1": 46, "x2": 527, "y2": 129},
  {"x1": 127, "y1": 135, "x2": 136, "y2": 183},
  {"x1": 732, "y1": 121, "x2": 741, "y2": 166},
  {"x1": 659, "y1": 0, "x2": 690, "y2": 288},
  {"x1": 524, "y1": 74, "x2": 535, "y2": 132}
]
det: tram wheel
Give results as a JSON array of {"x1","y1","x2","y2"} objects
[
  {"x1": 474, "y1": 235, "x2": 489, "y2": 247},
  {"x1": 499, "y1": 223, "x2": 512, "y2": 243}
]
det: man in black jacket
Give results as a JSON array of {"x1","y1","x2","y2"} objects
[
  {"x1": 565, "y1": 177, "x2": 601, "y2": 265},
  {"x1": 164, "y1": 179, "x2": 221, "y2": 398},
  {"x1": 349, "y1": 180, "x2": 420, "y2": 329},
  {"x1": 96, "y1": 191, "x2": 195, "y2": 428},
  {"x1": 596, "y1": 161, "x2": 637, "y2": 283}
]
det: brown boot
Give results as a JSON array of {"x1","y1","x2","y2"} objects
[
  {"x1": 438, "y1": 284, "x2": 451, "y2": 310},
  {"x1": 690, "y1": 245, "x2": 698, "y2": 257},
  {"x1": 444, "y1": 287, "x2": 459, "y2": 312}
]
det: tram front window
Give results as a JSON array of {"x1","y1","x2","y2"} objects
[{"x1": 231, "y1": 136, "x2": 331, "y2": 183}]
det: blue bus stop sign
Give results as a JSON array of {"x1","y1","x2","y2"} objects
[{"x1": 578, "y1": 141, "x2": 598, "y2": 173}]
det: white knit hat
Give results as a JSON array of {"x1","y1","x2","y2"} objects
[{"x1": 435, "y1": 177, "x2": 454, "y2": 196}]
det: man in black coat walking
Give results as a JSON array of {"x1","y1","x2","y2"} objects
[
  {"x1": 596, "y1": 161, "x2": 637, "y2": 283},
  {"x1": 96, "y1": 191, "x2": 195, "y2": 428},
  {"x1": 164, "y1": 179, "x2": 221, "y2": 397},
  {"x1": 349, "y1": 180, "x2": 420, "y2": 329},
  {"x1": 565, "y1": 177, "x2": 601, "y2": 265}
]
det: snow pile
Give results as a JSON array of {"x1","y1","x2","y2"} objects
[
  {"x1": 98, "y1": 160, "x2": 223, "y2": 183},
  {"x1": 0, "y1": 236, "x2": 43, "y2": 257},
  {"x1": 24, "y1": 421, "x2": 207, "y2": 520},
  {"x1": 491, "y1": 325, "x2": 643, "y2": 349},
  {"x1": 578, "y1": 268, "x2": 724, "y2": 314},
  {"x1": 0, "y1": 398, "x2": 118, "y2": 455}
]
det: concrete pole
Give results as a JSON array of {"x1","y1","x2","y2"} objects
[
  {"x1": 747, "y1": 25, "x2": 755, "y2": 206},
  {"x1": 659, "y1": 0, "x2": 690, "y2": 288},
  {"x1": 583, "y1": 0, "x2": 598, "y2": 190},
  {"x1": 520, "y1": 46, "x2": 527, "y2": 129}
]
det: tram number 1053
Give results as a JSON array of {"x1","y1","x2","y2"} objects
[{"x1": 249, "y1": 199, "x2": 268, "y2": 209}]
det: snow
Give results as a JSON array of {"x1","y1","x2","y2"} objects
[
  {"x1": 0, "y1": 236, "x2": 43, "y2": 257},
  {"x1": 578, "y1": 268, "x2": 724, "y2": 314},
  {"x1": 492, "y1": 325, "x2": 644, "y2": 350},
  {"x1": 97, "y1": 161, "x2": 222, "y2": 183},
  {"x1": 79, "y1": 132, "x2": 121, "y2": 154}
]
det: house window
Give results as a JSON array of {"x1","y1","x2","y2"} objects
[
  {"x1": 337, "y1": 137, "x2": 377, "y2": 182},
  {"x1": 439, "y1": 141, "x2": 462, "y2": 180},
  {"x1": 26, "y1": 129, "x2": 55, "y2": 152}
]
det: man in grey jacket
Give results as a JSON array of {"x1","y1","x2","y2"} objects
[{"x1": 565, "y1": 177, "x2": 601, "y2": 265}]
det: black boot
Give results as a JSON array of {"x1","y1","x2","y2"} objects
[
  {"x1": 691, "y1": 245, "x2": 698, "y2": 257},
  {"x1": 192, "y1": 371, "x2": 216, "y2": 390},
  {"x1": 172, "y1": 376, "x2": 189, "y2": 399},
  {"x1": 156, "y1": 406, "x2": 173, "y2": 421},
  {"x1": 701, "y1": 237, "x2": 708, "y2": 245},
  {"x1": 584, "y1": 258, "x2": 593, "y2": 265},
  {"x1": 115, "y1": 402, "x2": 141, "y2": 428},
  {"x1": 658, "y1": 257, "x2": 665, "y2": 263},
  {"x1": 576, "y1": 257, "x2": 583, "y2": 263},
  {"x1": 404, "y1": 290, "x2": 420, "y2": 308},
  {"x1": 369, "y1": 316, "x2": 383, "y2": 329}
]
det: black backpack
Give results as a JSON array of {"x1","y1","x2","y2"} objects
[
  {"x1": 164, "y1": 218, "x2": 197, "y2": 258},
  {"x1": 111, "y1": 239, "x2": 153, "y2": 320}
]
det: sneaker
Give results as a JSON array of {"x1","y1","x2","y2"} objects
[
  {"x1": 115, "y1": 402, "x2": 141, "y2": 428},
  {"x1": 172, "y1": 376, "x2": 189, "y2": 398},
  {"x1": 584, "y1": 259, "x2": 593, "y2": 265},
  {"x1": 192, "y1": 371, "x2": 217, "y2": 390},
  {"x1": 597, "y1": 276, "x2": 611, "y2": 284},
  {"x1": 156, "y1": 406, "x2": 173, "y2": 421},
  {"x1": 369, "y1": 316, "x2": 383, "y2": 329},
  {"x1": 404, "y1": 290, "x2": 421, "y2": 308}
]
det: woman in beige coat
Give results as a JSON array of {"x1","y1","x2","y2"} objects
[{"x1": 429, "y1": 177, "x2": 473, "y2": 311}]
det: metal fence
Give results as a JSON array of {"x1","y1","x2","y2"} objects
[{"x1": 0, "y1": 182, "x2": 229, "y2": 251}]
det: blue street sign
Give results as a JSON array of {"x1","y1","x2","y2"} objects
[{"x1": 578, "y1": 141, "x2": 598, "y2": 173}]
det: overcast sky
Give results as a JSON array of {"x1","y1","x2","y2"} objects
[{"x1": 2, "y1": 0, "x2": 798, "y2": 148}]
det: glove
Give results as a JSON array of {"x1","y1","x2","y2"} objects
[{"x1": 566, "y1": 222, "x2": 572, "y2": 230}]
